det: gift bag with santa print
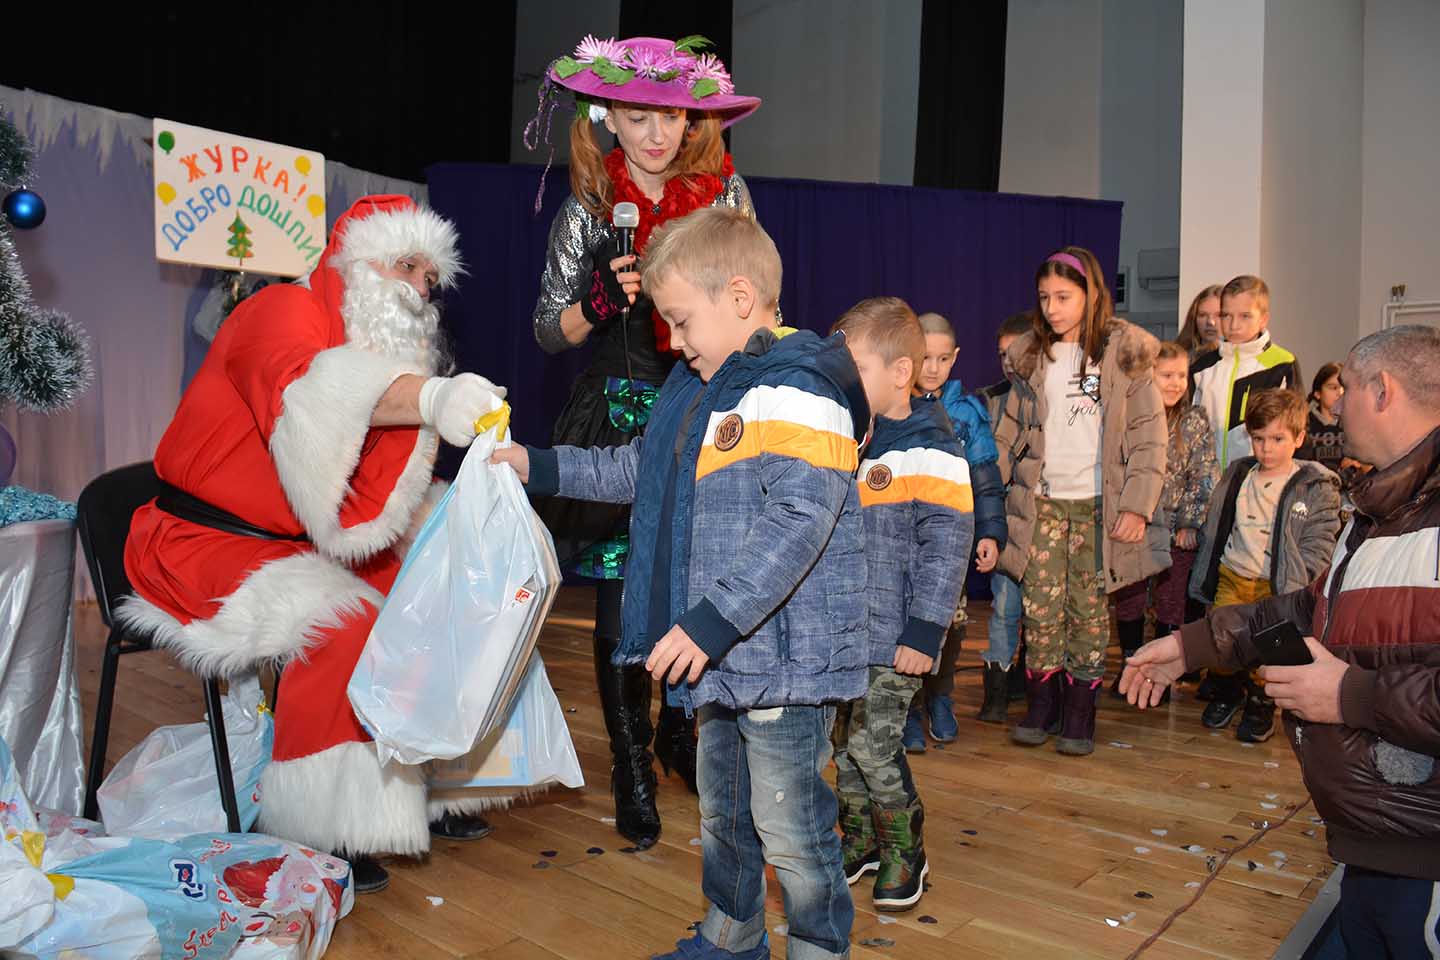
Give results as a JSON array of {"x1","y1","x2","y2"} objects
[{"x1": 348, "y1": 411, "x2": 563, "y2": 765}]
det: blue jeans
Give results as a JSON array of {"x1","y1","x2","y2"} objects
[
  {"x1": 1339, "y1": 866, "x2": 1440, "y2": 958},
  {"x1": 697, "y1": 703, "x2": 852, "y2": 960},
  {"x1": 985, "y1": 571, "x2": 1023, "y2": 666}
]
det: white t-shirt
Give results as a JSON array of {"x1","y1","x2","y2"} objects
[
  {"x1": 1040, "y1": 342, "x2": 1103, "y2": 500},
  {"x1": 1221, "y1": 462, "x2": 1301, "y2": 579}
]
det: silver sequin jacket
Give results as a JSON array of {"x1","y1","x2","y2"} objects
[{"x1": 531, "y1": 173, "x2": 759, "y2": 354}]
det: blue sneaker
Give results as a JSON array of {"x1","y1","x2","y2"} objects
[
  {"x1": 902, "y1": 705, "x2": 927, "y2": 753},
  {"x1": 927, "y1": 695, "x2": 958, "y2": 743},
  {"x1": 651, "y1": 933, "x2": 769, "y2": 960}
]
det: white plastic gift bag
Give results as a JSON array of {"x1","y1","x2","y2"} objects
[
  {"x1": 96, "y1": 674, "x2": 273, "y2": 840},
  {"x1": 426, "y1": 655, "x2": 584, "y2": 796},
  {"x1": 348, "y1": 412, "x2": 562, "y2": 765}
]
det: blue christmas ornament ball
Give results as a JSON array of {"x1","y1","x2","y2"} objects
[{"x1": 3, "y1": 189, "x2": 46, "y2": 229}]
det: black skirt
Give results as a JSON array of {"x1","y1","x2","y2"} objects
[{"x1": 534, "y1": 303, "x2": 675, "y2": 575}]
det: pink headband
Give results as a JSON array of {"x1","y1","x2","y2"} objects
[{"x1": 1046, "y1": 252, "x2": 1088, "y2": 278}]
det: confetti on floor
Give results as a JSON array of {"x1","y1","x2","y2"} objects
[
  {"x1": 1109, "y1": 741, "x2": 1134, "y2": 749},
  {"x1": 532, "y1": 861, "x2": 551, "y2": 870},
  {"x1": 541, "y1": 850, "x2": 558, "y2": 858},
  {"x1": 1134, "y1": 846, "x2": 1151, "y2": 855},
  {"x1": 1183, "y1": 844, "x2": 1205, "y2": 854},
  {"x1": 689, "y1": 837, "x2": 703, "y2": 846},
  {"x1": 1265, "y1": 761, "x2": 1281, "y2": 768},
  {"x1": 1261, "y1": 802, "x2": 1278, "y2": 810},
  {"x1": 919, "y1": 916, "x2": 938, "y2": 924},
  {"x1": 877, "y1": 916, "x2": 897, "y2": 925},
  {"x1": 962, "y1": 829, "x2": 978, "y2": 836},
  {"x1": 427, "y1": 896, "x2": 444, "y2": 907},
  {"x1": 773, "y1": 924, "x2": 789, "y2": 937},
  {"x1": 1105, "y1": 918, "x2": 1121, "y2": 928},
  {"x1": 1150, "y1": 829, "x2": 1169, "y2": 837},
  {"x1": 1196, "y1": 782, "x2": 1210, "y2": 789},
  {"x1": 1241, "y1": 742, "x2": 1256, "y2": 749},
  {"x1": 1247, "y1": 861, "x2": 1262, "y2": 871},
  {"x1": 587, "y1": 847, "x2": 605, "y2": 855},
  {"x1": 1134, "y1": 891, "x2": 1154, "y2": 900},
  {"x1": 859, "y1": 938, "x2": 896, "y2": 947},
  {"x1": 1266, "y1": 793, "x2": 1279, "y2": 800},
  {"x1": 600, "y1": 817, "x2": 616, "y2": 824},
  {"x1": 1185, "y1": 881, "x2": 1201, "y2": 889}
]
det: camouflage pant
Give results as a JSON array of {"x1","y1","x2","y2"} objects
[
  {"x1": 833, "y1": 666, "x2": 922, "y2": 811},
  {"x1": 1023, "y1": 497, "x2": 1108, "y2": 683}
]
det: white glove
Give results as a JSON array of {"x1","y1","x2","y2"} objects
[{"x1": 418, "y1": 374, "x2": 508, "y2": 446}]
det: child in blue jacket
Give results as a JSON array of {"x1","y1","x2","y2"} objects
[
  {"x1": 901, "y1": 312, "x2": 1007, "y2": 747},
  {"x1": 830, "y1": 299, "x2": 974, "y2": 912},
  {"x1": 496, "y1": 208, "x2": 868, "y2": 960}
]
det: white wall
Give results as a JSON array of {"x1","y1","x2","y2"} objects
[
  {"x1": 1178, "y1": 0, "x2": 1266, "y2": 333},
  {"x1": 730, "y1": 0, "x2": 922, "y2": 184},
  {"x1": 1359, "y1": 0, "x2": 1440, "y2": 339},
  {"x1": 999, "y1": 0, "x2": 1103, "y2": 199},
  {"x1": 1259, "y1": 0, "x2": 1365, "y2": 378},
  {"x1": 1100, "y1": 0, "x2": 1183, "y2": 335},
  {"x1": 509, "y1": 0, "x2": 622, "y2": 165}
]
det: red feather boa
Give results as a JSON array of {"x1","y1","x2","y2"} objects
[{"x1": 604, "y1": 149, "x2": 736, "y2": 354}]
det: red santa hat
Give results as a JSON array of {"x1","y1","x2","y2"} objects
[{"x1": 321, "y1": 194, "x2": 464, "y2": 289}]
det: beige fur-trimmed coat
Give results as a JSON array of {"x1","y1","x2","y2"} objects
[{"x1": 992, "y1": 319, "x2": 1170, "y2": 593}]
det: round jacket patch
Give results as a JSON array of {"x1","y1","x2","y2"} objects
[
  {"x1": 714, "y1": 413, "x2": 744, "y2": 452},
  {"x1": 866, "y1": 464, "x2": 893, "y2": 490}
]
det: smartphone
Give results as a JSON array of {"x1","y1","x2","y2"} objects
[{"x1": 1252, "y1": 620, "x2": 1314, "y2": 666}]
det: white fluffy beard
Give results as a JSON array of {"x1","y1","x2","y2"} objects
[{"x1": 340, "y1": 261, "x2": 445, "y2": 375}]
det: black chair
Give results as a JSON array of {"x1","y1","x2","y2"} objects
[{"x1": 77, "y1": 461, "x2": 242, "y2": 833}]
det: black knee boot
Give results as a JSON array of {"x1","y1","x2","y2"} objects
[
  {"x1": 593, "y1": 634, "x2": 661, "y2": 849},
  {"x1": 654, "y1": 702, "x2": 698, "y2": 795}
]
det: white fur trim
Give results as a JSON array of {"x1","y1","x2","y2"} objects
[
  {"x1": 394, "y1": 480, "x2": 449, "y2": 563},
  {"x1": 270, "y1": 344, "x2": 439, "y2": 566},
  {"x1": 115, "y1": 552, "x2": 382, "y2": 678},
  {"x1": 331, "y1": 205, "x2": 464, "y2": 288},
  {"x1": 258, "y1": 740, "x2": 430, "y2": 856},
  {"x1": 426, "y1": 787, "x2": 538, "y2": 819}
]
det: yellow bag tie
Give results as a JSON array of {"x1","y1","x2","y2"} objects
[{"x1": 474, "y1": 402, "x2": 512, "y2": 439}]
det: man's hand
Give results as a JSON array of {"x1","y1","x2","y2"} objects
[
  {"x1": 1260, "y1": 638, "x2": 1348, "y2": 723},
  {"x1": 419, "y1": 373, "x2": 507, "y2": 447},
  {"x1": 975, "y1": 538, "x2": 999, "y2": 573},
  {"x1": 490, "y1": 445, "x2": 531, "y2": 482},
  {"x1": 1118, "y1": 632, "x2": 1186, "y2": 709},
  {"x1": 893, "y1": 646, "x2": 935, "y2": 677},
  {"x1": 1111, "y1": 511, "x2": 1148, "y2": 544},
  {"x1": 1174, "y1": 527, "x2": 1199, "y2": 551},
  {"x1": 646, "y1": 624, "x2": 710, "y2": 685}
]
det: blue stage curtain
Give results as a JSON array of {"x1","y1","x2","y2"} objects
[{"x1": 426, "y1": 161, "x2": 1122, "y2": 450}]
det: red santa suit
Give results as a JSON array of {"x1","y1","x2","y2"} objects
[{"x1": 121, "y1": 195, "x2": 483, "y2": 857}]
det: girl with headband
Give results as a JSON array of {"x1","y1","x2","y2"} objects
[{"x1": 991, "y1": 246, "x2": 1170, "y2": 756}]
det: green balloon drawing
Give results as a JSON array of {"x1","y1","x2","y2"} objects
[{"x1": 158, "y1": 130, "x2": 175, "y2": 154}]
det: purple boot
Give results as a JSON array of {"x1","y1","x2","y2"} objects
[{"x1": 1011, "y1": 669, "x2": 1063, "y2": 746}]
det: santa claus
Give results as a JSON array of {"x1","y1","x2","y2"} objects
[{"x1": 120, "y1": 195, "x2": 505, "y2": 893}]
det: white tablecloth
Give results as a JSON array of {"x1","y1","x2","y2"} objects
[{"x1": 0, "y1": 519, "x2": 85, "y2": 814}]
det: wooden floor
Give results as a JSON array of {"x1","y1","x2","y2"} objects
[{"x1": 75, "y1": 589, "x2": 1333, "y2": 960}]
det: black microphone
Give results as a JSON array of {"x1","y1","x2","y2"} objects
[
  {"x1": 611, "y1": 201, "x2": 642, "y2": 381},
  {"x1": 612, "y1": 201, "x2": 640, "y2": 320}
]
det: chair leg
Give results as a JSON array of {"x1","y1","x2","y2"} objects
[
  {"x1": 84, "y1": 633, "x2": 123, "y2": 822},
  {"x1": 203, "y1": 678, "x2": 243, "y2": 833}
]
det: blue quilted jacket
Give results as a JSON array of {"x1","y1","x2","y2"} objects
[
  {"x1": 528, "y1": 329, "x2": 871, "y2": 711},
  {"x1": 918, "y1": 381, "x2": 1007, "y2": 548},
  {"x1": 858, "y1": 401, "x2": 975, "y2": 665}
]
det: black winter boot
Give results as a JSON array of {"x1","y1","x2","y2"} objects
[
  {"x1": 593, "y1": 634, "x2": 661, "y2": 849},
  {"x1": 978, "y1": 662, "x2": 1010, "y2": 724}
]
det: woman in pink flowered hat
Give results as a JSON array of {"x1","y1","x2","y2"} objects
[{"x1": 525, "y1": 35, "x2": 765, "y2": 852}]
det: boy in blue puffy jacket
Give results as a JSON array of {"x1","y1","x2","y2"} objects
[
  {"x1": 900, "y1": 312, "x2": 1007, "y2": 747},
  {"x1": 830, "y1": 298, "x2": 975, "y2": 912},
  {"x1": 496, "y1": 208, "x2": 868, "y2": 960}
]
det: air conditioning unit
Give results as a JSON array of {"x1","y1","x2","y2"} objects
[{"x1": 1136, "y1": 247, "x2": 1180, "y2": 292}]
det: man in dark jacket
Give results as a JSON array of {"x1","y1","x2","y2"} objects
[{"x1": 1122, "y1": 324, "x2": 1440, "y2": 955}]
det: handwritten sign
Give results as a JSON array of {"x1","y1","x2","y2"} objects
[{"x1": 152, "y1": 119, "x2": 327, "y2": 277}]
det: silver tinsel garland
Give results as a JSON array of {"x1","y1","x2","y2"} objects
[{"x1": 0, "y1": 109, "x2": 93, "y2": 413}]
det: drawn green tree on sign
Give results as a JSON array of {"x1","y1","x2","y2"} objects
[{"x1": 226, "y1": 215, "x2": 254, "y2": 265}]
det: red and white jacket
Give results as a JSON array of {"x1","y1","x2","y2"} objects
[{"x1": 1182, "y1": 427, "x2": 1440, "y2": 881}]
